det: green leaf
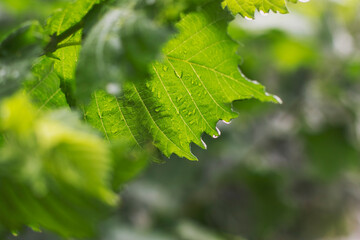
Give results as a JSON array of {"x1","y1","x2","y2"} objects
[
  {"x1": 44, "y1": 0, "x2": 104, "y2": 106},
  {"x1": 76, "y1": 7, "x2": 169, "y2": 101},
  {"x1": 221, "y1": 0, "x2": 293, "y2": 19},
  {"x1": 0, "y1": 94, "x2": 117, "y2": 237},
  {"x1": 110, "y1": 139, "x2": 150, "y2": 191},
  {"x1": 50, "y1": 37, "x2": 81, "y2": 107},
  {"x1": 0, "y1": 21, "x2": 48, "y2": 99},
  {"x1": 86, "y1": 2, "x2": 279, "y2": 161},
  {"x1": 24, "y1": 57, "x2": 69, "y2": 111},
  {"x1": 45, "y1": 0, "x2": 102, "y2": 36}
]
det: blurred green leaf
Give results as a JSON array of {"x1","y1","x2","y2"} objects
[
  {"x1": 76, "y1": 7, "x2": 169, "y2": 101},
  {"x1": 110, "y1": 139, "x2": 150, "y2": 191},
  {"x1": 45, "y1": 0, "x2": 102, "y2": 36},
  {"x1": 0, "y1": 0, "x2": 69, "y2": 16},
  {"x1": 24, "y1": 57, "x2": 69, "y2": 110},
  {"x1": 304, "y1": 125, "x2": 360, "y2": 180},
  {"x1": 0, "y1": 21, "x2": 48, "y2": 99},
  {"x1": 0, "y1": 94, "x2": 117, "y2": 237},
  {"x1": 43, "y1": 0, "x2": 106, "y2": 106},
  {"x1": 176, "y1": 220, "x2": 226, "y2": 240}
]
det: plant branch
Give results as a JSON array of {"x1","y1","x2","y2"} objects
[
  {"x1": 44, "y1": 20, "x2": 84, "y2": 54},
  {"x1": 57, "y1": 41, "x2": 82, "y2": 50}
]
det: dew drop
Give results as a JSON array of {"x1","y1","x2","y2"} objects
[
  {"x1": 212, "y1": 127, "x2": 221, "y2": 139},
  {"x1": 174, "y1": 70, "x2": 183, "y2": 79},
  {"x1": 273, "y1": 95, "x2": 283, "y2": 104},
  {"x1": 216, "y1": 127, "x2": 221, "y2": 136},
  {"x1": 222, "y1": 120, "x2": 232, "y2": 125},
  {"x1": 201, "y1": 139, "x2": 207, "y2": 149},
  {"x1": 259, "y1": 10, "x2": 268, "y2": 16},
  {"x1": 162, "y1": 66, "x2": 168, "y2": 72},
  {"x1": 298, "y1": 0, "x2": 310, "y2": 2},
  {"x1": 265, "y1": 92, "x2": 283, "y2": 104}
]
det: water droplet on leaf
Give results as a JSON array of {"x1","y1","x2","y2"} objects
[
  {"x1": 259, "y1": 10, "x2": 268, "y2": 16},
  {"x1": 174, "y1": 70, "x2": 183, "y2": 79},
  {"x1": 201, "y1": 139, "x2": 207, "y2": 149},
  {"x1": 212, "y1": 127, "x2": 221, "y2": 138},
  {"x1": 222, "y1": 120, "x2": 232, "y2": 125}
]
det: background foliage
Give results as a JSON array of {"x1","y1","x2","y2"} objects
[{"x1": 1, "y1": 0, "x2": 360, "y2": 239}]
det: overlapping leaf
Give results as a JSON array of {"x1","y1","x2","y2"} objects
[
  {"x1": 0, "y1": 21, "x2": 48, "y2": 99},
  {"x1": 222, "y1": 0, "x2": 298, "y2": 19},
  {"x1": 45, "y1": 0, "x2": 104, "y2": 106},
  {"x1": 24, "y1": 58, "x2": 69, "y2": 111},
  {"x1": 0, "y1": 94, "x2": 117, "y2": 237},
  {"x1": 76, "y1": 7, "x2": 169, "y2": 101},
  {"x1": 86, "y1": 2, "x2": 279, "y2": 160},
  {"x1": 46, "y1": 0, "x2": 102, "y2": 36}
]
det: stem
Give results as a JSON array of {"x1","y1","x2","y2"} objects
[
  {"x1": 44, "y1": 21, "x2": 84, "y2": 54},
  {"x1": 42, "y1": 0, "x2": 111, "y2": 55},
  {"x1": 57, "y1": 21, "x2": 84, "y2": 43},
  {"x1": 56, "y1": 41, "x2": 82, "y2": 50}
]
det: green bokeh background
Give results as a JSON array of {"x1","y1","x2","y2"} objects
[{"x1": 1, "y1": 0, "x2": 360, "y2": 239}]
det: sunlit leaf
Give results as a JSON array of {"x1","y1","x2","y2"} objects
[
  {"x1": 24, "y1": 57, "x2": 69, "y2": 111},
  {"x1": 86, "y1": 2, "x2": 279, "y2": 160},
  {"x1": 222, "y1": 0, "x2": 297, "y2": 19},
  {"x1": 45, "y1": 0, "x2": 102, "y2": 36},
  {"x1": 44, "y1": 0, "x2": 104, "y2": 106}
]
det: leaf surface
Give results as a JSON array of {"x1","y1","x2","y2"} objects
[
  {"x1": 46, "y1": 0, "x2": 102, "y2": 36},
  {"x1": 86, "y1": 2, "x2": 279, "y2": 160},
  {"x1": 24, "y1": 58, "x2": 69, "y2": 111},
  {"x1": 45, "y1": 0, "x2": 104, "y2": 106}
]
